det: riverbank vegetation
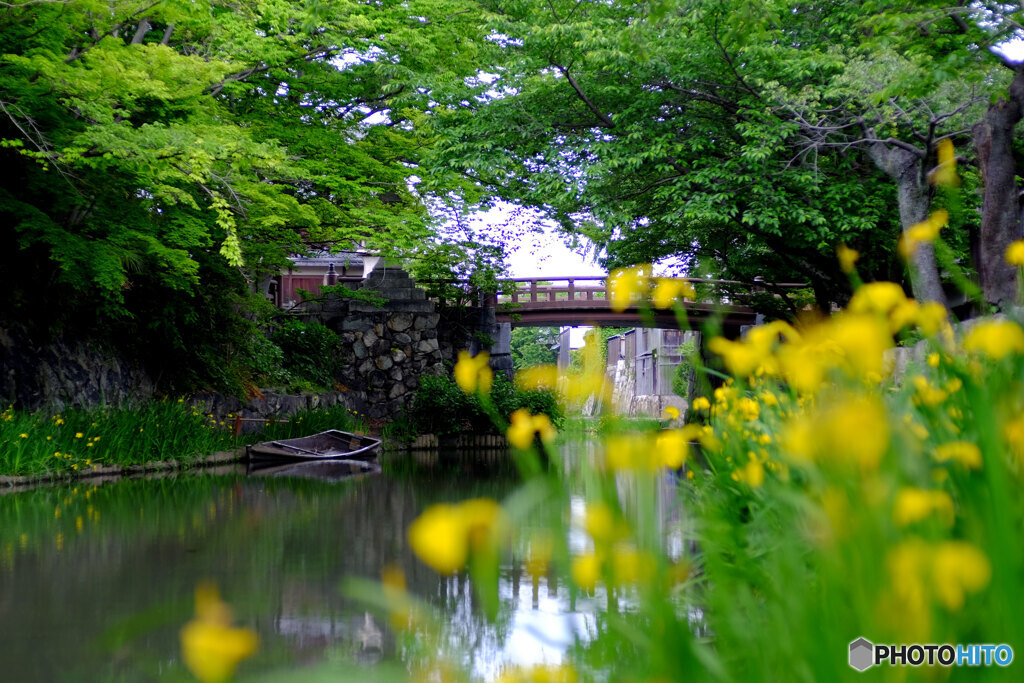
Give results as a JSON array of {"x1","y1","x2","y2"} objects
[
  {"x1": 0, "y1": 401, "x2": 363, "y2": 478},
  {"x1": 375, "y1": 268, "x2": 1024, "y2": 681}
]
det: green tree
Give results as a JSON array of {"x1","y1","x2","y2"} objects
[
  {"x1": 424, "y1": 0, "x2": 1021, "y2": 311},
  {"x1": 0, "y1": 0, "x2": 497, "y2": 391},
  {"x1": 510, "y1": 326, "x2": 559, "y2": 370}
]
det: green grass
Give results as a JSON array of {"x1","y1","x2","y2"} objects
[{"x1": 0, "y1": 401, "x2": 364, "y2": 478}]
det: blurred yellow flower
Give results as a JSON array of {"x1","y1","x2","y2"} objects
[
  {"x1": 1006, "y1": 239, "x2": 1024, "y2": 266},
  {"x1": 408, "y1": 499, "x2": 505, "y2": 575},
  {"x1": 651, "y1": 277, "x2": 696, "y2": 309},
  {"x1": 611, "y1": 547, "x2": 656, "y2": 586},
  {"x1": 691, "y1": 396, "x2": 711, "y2": 411},
  {"x1": 506, "y1": 409, "x2": 557, "y2": 450},
  {"x1": 963, "y1": 319, "x2": 1024, "y2": 360},
  {"x1": 734, "y1": 458, "x2": 765, "y2": 488},
  {"x1": 525, "y1": 533, "x2": 553, "y2": 579},
  {"x1": 498, "y1": 664, "x2": 578, "y2": 683},
  {"x1": 608, "y1": 265, "x2": 648, "y2": 312},
  {"x1": 848, "y1": 281, "x2": 907, "y2": 317},
  {"x1": 454, "y1": 350, "x2": 493, "y2": 394},
  {"x1": 837, "y1": 244, "x2": 860, "y2": 273},
  {"x1": 911, "y1": 375, "x2": 947, "y2": 407},
  {"x1": 932, "y1": 541, "x2": 991, "y2": 611},
  {"x1": 662, "y1": 405, "x2": 680, "y2": 420},
  {"x1": 584, "y1": 503, "x2": 626, "y2": 543},
  {"x1": 655, "y1": 428, "x2": 691, "y2": 469},
  {"x1": 929, "y1": 138, "x2": 960, "y2": 188},
  {"x1": 570, "y1": 552, "x2": 602, "y2": 591},
  {"x1": 893, "y1": 488, "x2": 955, "y2": 527},
  {"x1": 916, "y1": 301, "x2": 949, "y2": 338},
  {"x1": 899, "y1": 210, "x2": 947, "y2": 259},
  {"x1": 180, "y1": 582, "x2": 258, "y2": 683},
  {"x1": 934, "y1": 441, "x2": 982, "y2": 469},
  {"x1": 408, "y1": 504, "x2": 469, "y2": 575},
  {"x1": 514, "y1": 364, "x2": 559, "y2": 391},
  {"x1": 604, "y1": 432, "x2": 648, "y2": 470}
]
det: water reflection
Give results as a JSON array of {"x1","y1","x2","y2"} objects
[{"x1": 0, "y1": 446, "x2": 694, "y2": 682}]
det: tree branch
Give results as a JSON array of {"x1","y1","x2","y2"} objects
[{"x1": 552, "y1": 64, "x2": 614, "y2": 128}]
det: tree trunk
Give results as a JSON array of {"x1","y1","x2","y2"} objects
[
  {"x1": 972, "y1": 65, "x2": 1024, "y2": 310},
  {"x1": 866, "y1": 142, "x2": 948, "y2": 307}
]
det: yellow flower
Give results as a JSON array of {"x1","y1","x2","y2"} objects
[
  {"x1": 708, "y1": 337, "x2": 765, "y2": 379},
  {"x1": 662, "y1": 405, "x2": 680, "y2": 420},
  {"x1": 899, "y1": 210, "x2": 948, "y2": 259},
  {"x1": 407, "y1": 504, "x2": 469, "y2": 575},
  {"x1": 1006, "y1": 239, "x2": 1024, "y2": 266},
  {"x1": 603, "y1": 432, "x2": 649, "y2": 470},
  {"x1": 514, "y1": 364, "x2": 559, "y2": 391},
  {"x1": 848, "y1": 281, "x2": 908, "y2": 317},
  {"x1": 570, "y1": 552, "x2": 602, "y2": 591},
  {"x1": 75, "y1": 432, "x2": 83, "y2": 439},
  {"x1": 691, "y1": 396, "x2": 711, "y2": 411},
  {"x1": 611, "y1": 547, "x2": 656, "y2": 586},
  {"x1": 932, "y1": 541, "x2": 991, "y2": 611},
  {"x1": 836, "y1": 244, "x2": 860, "y2": 273},
  {"x1": 525, "y1": 533, "x2": 553, "y2": 579},
  {"x1": 454, "y1": 350, "x2": 493, "y2": 394},
  {"x1": 893, "y1": 488, "x2": 955, "y2": 526},
  {"x1": 929, "y1": 138, "x2": 960, "y2": 188},
  {"x1": 650, "y1": 277, "x2": 696, "y2": 309},
  {"x1": 498, "y1": 664, "x2": 578, "y2": 683},
  {"x1": 608, "y1": 265, "x2": 648, "y2": 312},
  {"x1": 911, "y1": 375, "x2": 947, "y2": 407},
  {"x1": 963, "y1": 319, "x2": 1024, "y2": 360},
  {"x1": 734, "y1": 458, "x2": 765, "y2": 488},
  {"x1": 506, "y1": 408, "x2": 557, "y2": 450},
  {"x1": 584, "y1": 503, "x2": 625, "y2": 543},
  {"x1": 180, "y1": 582, "x2": 258, "y2": 683},
  {"x1": 934, "y1": 441, "x2": 982, "y2": 469},
  {"x1": 736, "y1": 397, "x2": 760, "y2": 421},
  {"x1": 408, "y1": 499, "x2": 505, "y2": 575},
  {"x1": 18, "y1": 433, "x2": 27, "y2": 439},
  {"x1": 780, "y1": 392, "x2": 889, "y2": 469},
  {"x1": 655, "y1": 428, "x2": 693, "y2": 469},
  {"x1": 916, "y1": 301, "x2": 949, "y2": 338}
]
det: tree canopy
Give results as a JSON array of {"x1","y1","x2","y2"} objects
[
  {"x1": 424, "y1": 0, "x2": 1024, "y2": 311},
  {"x1": 0, "y1": 0, "x2": 499, "y2": 387}
]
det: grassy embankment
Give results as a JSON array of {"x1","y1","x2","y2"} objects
[{"x1": 0, "y1": 400, "x2": 364, "y2": 479}]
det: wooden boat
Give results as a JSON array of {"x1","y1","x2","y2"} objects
[{"x1": 246, "y1": 429, "x2": 382, "y2": 462}]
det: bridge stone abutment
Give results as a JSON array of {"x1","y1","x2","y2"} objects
[{"x1": 308, "y1": 267, "x2": 510, "y2": 419}]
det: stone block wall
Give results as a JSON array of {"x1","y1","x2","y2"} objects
[
  {"x1": 0, "y1": 324, "x2": 155, "y2": 411},
  {"x1": 308, "y1": 267, "x2": 449, "y2": 419}
]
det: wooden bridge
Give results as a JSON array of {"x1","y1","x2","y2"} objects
[{"x1": 427, "y1": 276, "x2": 806, "y2": 332}]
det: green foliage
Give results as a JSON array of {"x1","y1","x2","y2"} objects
[
  {"x1": 0, "y1": 0, "x2": 500, "y2": 396},
  {"x1": 671, "y1": 341, "x2": 697, "y2": 398},
  {"x1": 423, "y1": 0, "x2": 1009, "y2": 309},
  {"x1": 510, "y1": 326, "x2": 559, "y2": 370},
  {"x1": 269, "y1": 319, "x2": 341, "y2": 390},
  {"x1": 316, "y1": 284, "x2": 387, "y2": 308},
  {"x1": 406, "y1": 372, "x2": 562, "y2": 438},
  {"x1": 0, "y1": 400, "x2": 235, "y2": 476}
]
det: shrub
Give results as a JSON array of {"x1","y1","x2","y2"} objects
[
  {"x1": 269, "y1": 318, "x2": 341, "y2": 389},
  {"x1": 407, "y1": 371, "x2": 562, "y2": 438}
]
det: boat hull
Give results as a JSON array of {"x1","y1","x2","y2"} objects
[{"x1": 246, "y1": 429, "x2": 382, "y2": 462}]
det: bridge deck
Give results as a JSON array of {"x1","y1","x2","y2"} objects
[{"x1": 424, "y1": 275, "x2": 804, "y2": 332}]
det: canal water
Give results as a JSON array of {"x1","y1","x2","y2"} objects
[{"x1": 0, "y1": 450, "x2": 683, "y2": 682}]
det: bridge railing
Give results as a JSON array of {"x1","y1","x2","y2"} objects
[{"x1": 421, "y1": 276, "x2": 809, "y2": 312}]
